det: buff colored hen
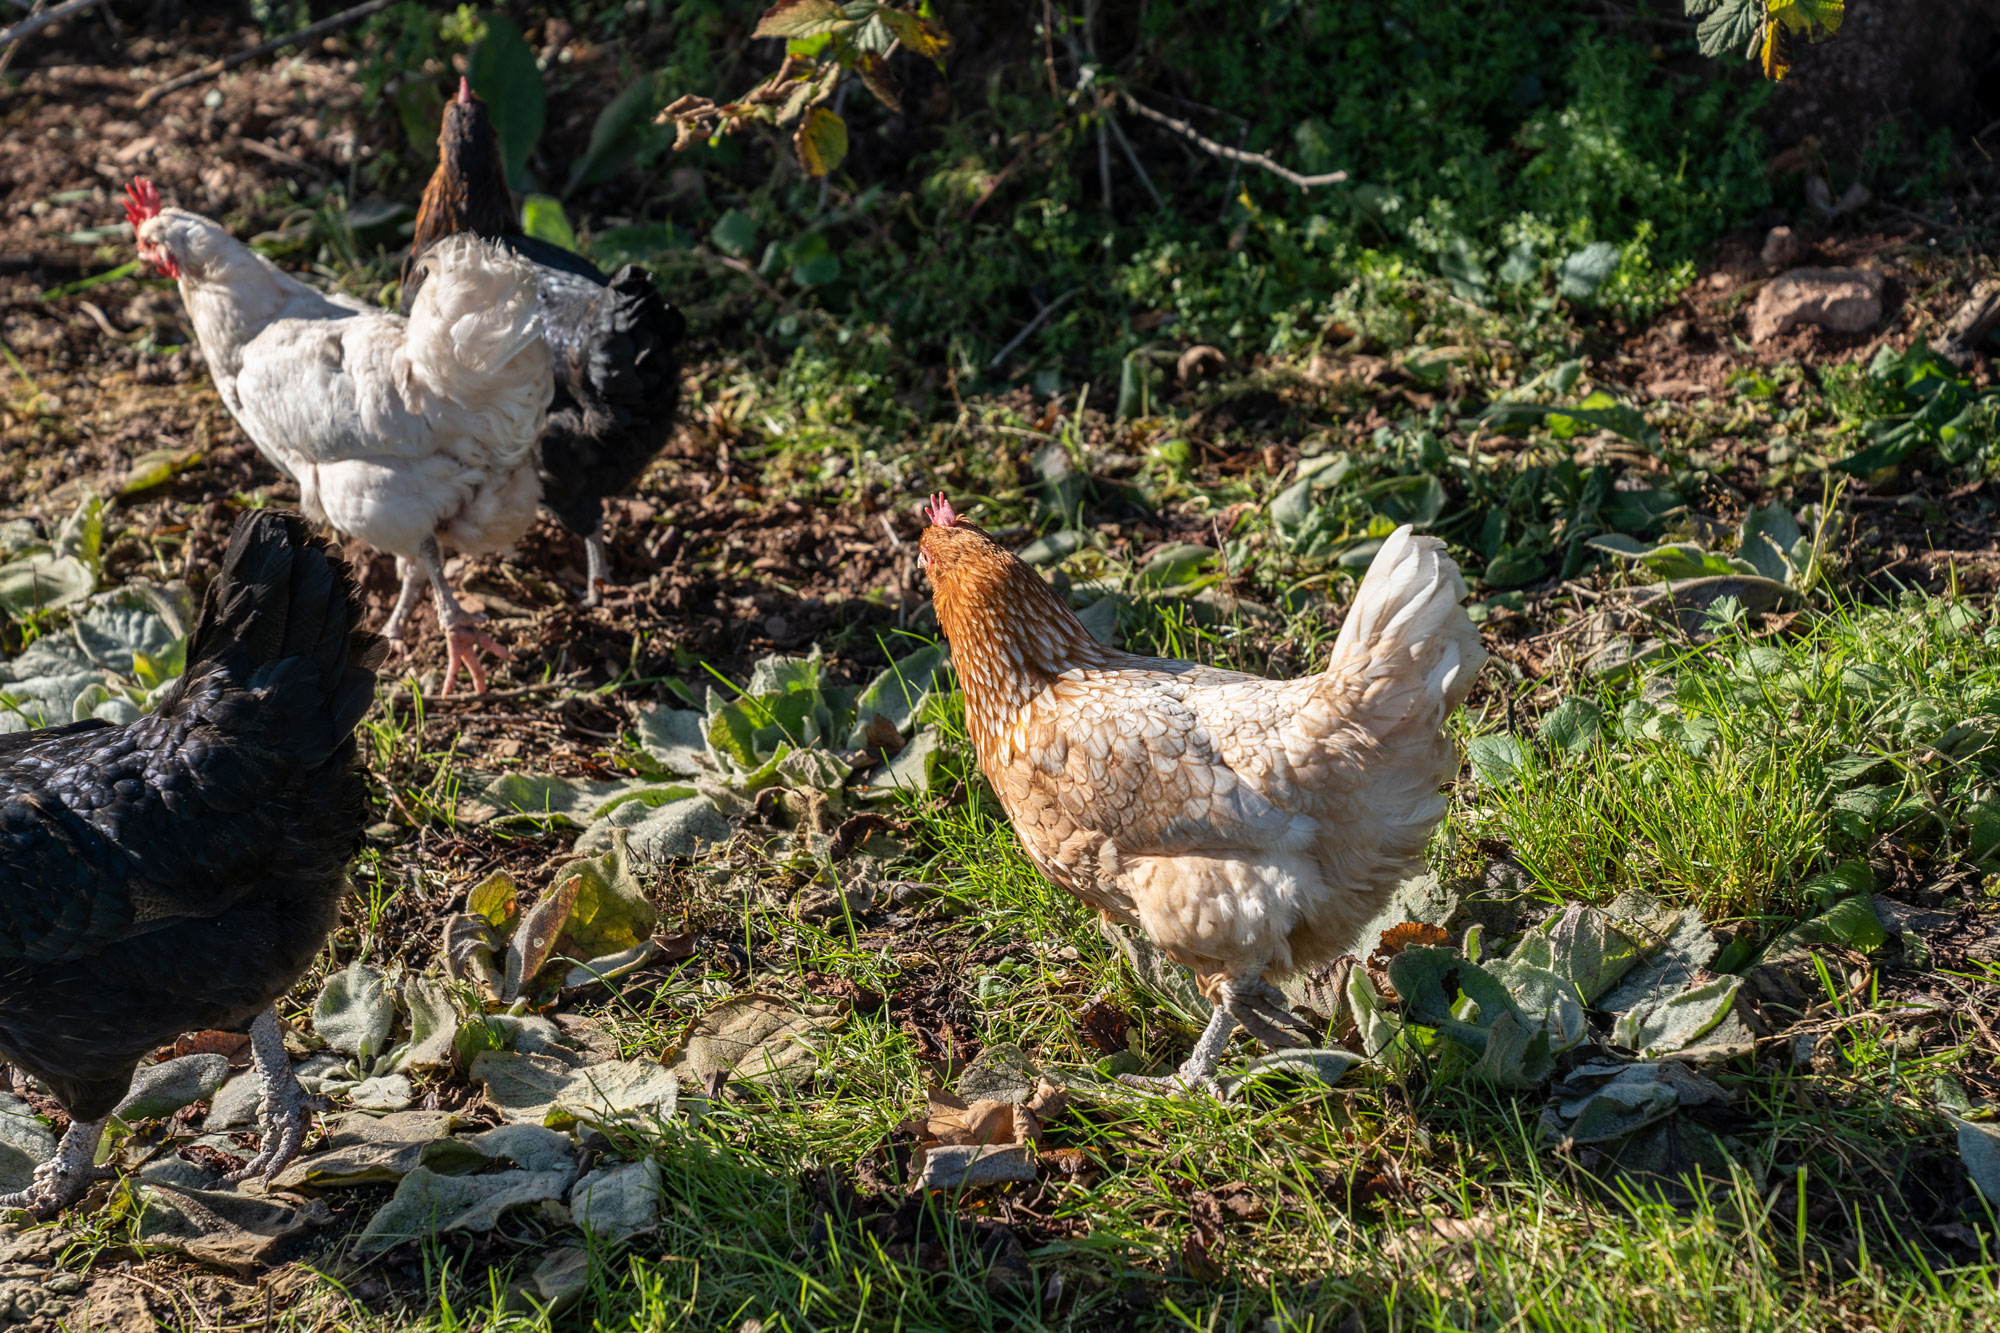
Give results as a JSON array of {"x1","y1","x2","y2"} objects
[{"x1": 919, "y1": 496, "x2": 1484, "y2": 1091}]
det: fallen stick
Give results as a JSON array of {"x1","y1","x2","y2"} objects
[
  {"x1": 134, "y1": 0, "x2": 399, "y2": 109},
  {"x1": 0, "y1": 0, "x2": 107, "y2": 49},
  {"x1": 1119, "y1": 92, "x2": 1349, "y2": 190}
]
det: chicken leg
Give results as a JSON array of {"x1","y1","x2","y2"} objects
[
  {"x1": 580, "y1": 530, "x2": 609, "y2": 608},
  {"x1": 1118, "y1": 977, "x2": 1320, "y2": 1096},
  {"x1": 415, "y1": 535, "x2": 510, "y2": 694},
  {"x1": 0, "y1": 1117, "x2": 111, "y2": 1217},
  {"x1": 222, "y1": 1008, "x2": 329, "y2": 1186}
]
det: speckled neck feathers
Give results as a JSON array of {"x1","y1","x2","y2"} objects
[{"x1": 927, "y1": 533, "x2": 1111, "y2": 756}]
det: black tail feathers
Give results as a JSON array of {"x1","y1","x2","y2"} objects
[{"x1": 182, "y1": 511, "x2": 380, "y2": 726}]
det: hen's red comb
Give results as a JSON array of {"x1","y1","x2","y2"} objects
[
  {"x1": 123, "y1": 177, "x2": 162, "y2": 229},
  {"x1": 456, "y1": 76, "x2": 472, "y2": 106},
  {"x1": 922, "y1": 493, "x2": 957, "y2": 527}
]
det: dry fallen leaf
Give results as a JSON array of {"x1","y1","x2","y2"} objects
[{"x1": 1370, "y1": 922, "x2": 1455, "y2": 967}]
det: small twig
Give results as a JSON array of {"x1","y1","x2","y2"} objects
[
  {"x1": 989, "y1": 289, "x2": 1079, "y2": 369},
  {"x1": 1103, "y1": 105, "x2": 1167, "y2": 214},
  {"x1": 879, "y1": 513, "x2": 902, "y2": 549},
  {"x1": 1120, "y1": 92, "x2": 1349, "y2": 189},
  {"x1": 235, "y1": 136, "x2": 329, "y2": 179},
  {"x1": 134, "y1": 0, "x2": 400, "y2": 109},
  {"x1": 0, "y1": 0, "x2": 101, "y2": 49},
  {"x1": 691, "y1": 245, "x2": 794, "y2": 310}
]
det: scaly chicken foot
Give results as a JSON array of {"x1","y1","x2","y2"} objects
[
  {"x1": 0, "y1": 1117, "x2": 112, "y2": 1217},
  {"x1": 1118, "y1": 979, "x2": 1321, "y2": 1096},
  {"x1": 380, "y1": 558, "x2": 427, "y2": 647},
  {"x1": 581, "y1": 531, "x2": 609, "y2": 607},
  {"x1": 223, "y1": 1008, "x2": 330, "y2": 1187},
  {"x1": 417, "y1": 536, "x2": 511, "y2": 695}
]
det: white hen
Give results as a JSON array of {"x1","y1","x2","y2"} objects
[{"x1": 124, "y1": 177, "x2": 553, "y2": 693}]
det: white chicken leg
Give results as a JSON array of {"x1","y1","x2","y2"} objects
[
  {"x1": 0, "y1": 1117, "x2": 111, "y2": 1217},
  {"x1": 1118, "y1": 977, "x2": 1319, "y2": 1096},
  {"x1": 581, "y1": 530, "x2": 609, "y2": 608},
  {"x1": 222, "y1": 1008, "x2": 329, "y2": 1186},
  {"x1": 386, "y1": 536, "x2": 511, "y2": 694}
]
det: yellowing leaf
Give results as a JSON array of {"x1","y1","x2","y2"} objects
[
  {"x1": 794, "y1": 105, "x2": 848, "y2": 177},
  {"x1": 753, "y1": 0, "x2": 849, "y2": 39},
  {"x1": 467, "y1": 872, "x2": 521, "y2": 932},
  {"x1": 853, "y1": 51, "x2": 902, "y2": 114},
  {"x1": 879, "y1": 7, "x2": 951, "y2": 62}
]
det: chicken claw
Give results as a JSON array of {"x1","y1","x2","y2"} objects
[
  {"x1": 224, "y1": 1009, "x2": 330, "y2": 1187},
  {"x1": 441, "y1": 621, "x2": 511, "y2": 695},
  {"x1": 1116, "y1": 977, "x2": 1321, "y2": 1097},
  {"x1": 0, "y1": 1118, "x2": 112, "y2": 1217}
]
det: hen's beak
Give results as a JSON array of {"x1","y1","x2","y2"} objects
[{"x1": 136, "y1": 236, "x2": 179, "y2": 280}]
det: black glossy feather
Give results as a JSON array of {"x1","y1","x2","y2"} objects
[{"x1": 0, "y1": 512, "x2": 377, "y2": 1121}]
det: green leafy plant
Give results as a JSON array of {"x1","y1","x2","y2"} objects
[
  {"x1": 1687, "y1": 0, "x2": 1844, "y2": 79},
  {"x1": 443, "y1": 832, "x2": 661, "y2": 1006},
  {"x1": 658, "y1": 0, "x2": 951, "y2": 178},
  {"x1": 1831, "y1": 343, "x2": 2000, "y2": 477}
]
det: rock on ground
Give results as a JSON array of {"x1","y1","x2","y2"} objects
[{"x1": 1748, "y1": 267, "x2": 1885, "y2": 344}]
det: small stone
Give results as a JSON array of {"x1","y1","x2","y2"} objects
[
  {"x1": 1760, "y1": 225, "x2": 1805, "y2": 268},
  {"x1": 1748, "y1": 267, "x2": 1884, "y2": 343},
  {"x1": 115, "y1": 1054, "x2": 230, "y2": 1121},
  {"x1": 44, "y1": 1274, "x2": 80, "y2": 1296}
]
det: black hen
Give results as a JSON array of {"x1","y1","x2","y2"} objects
[
  {"x1": 0, "y1": 511, "x2": 378, "y2": 1215},
  {"x1": 402, "y1": 79, "x2": 686, "y2": 605}
]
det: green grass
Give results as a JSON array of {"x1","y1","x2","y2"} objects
[{"x1": 1467, "y1": 593, "x2": 2000, "y2": 921}]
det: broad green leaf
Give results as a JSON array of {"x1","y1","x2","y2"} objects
[
  {"x1": 1557, "y1": 242, "x2": 1620, "y2": 301},
  {"x1": 1466, "y1": 734, "x2": 1529, "y2": 788},
  {"x1": 1611, "y1": 975, "x2": 1741, "y2": 1056},
  {"x1": 1737, "y1": 502, "x2": 1804, "y2": 583},
  {"x1": 548, "y1": 829, "x2": 658, "y2": 960},
  {"x1": 314, "y1": 963, "x2": 397, "y2": 1063},
  {"x1": 1135, "y1": 543, "x2": 1215, "y2": 590},
  {"x1": 1695, "y1": 0, "x2": 1761, "y2": 58},
  {"x1": 1482, "y1": 543, "x2": 1546, "y2": 588},
  {"x1": 468, "y1": 14, "x2": 545, "y2": 190},
  {"x1": 520, "y1": 194, "x2": 577, "y2": 253},
  {"x1": 710, "y1": 210, "x2": 760, "y2": 259},
  {"x1": 0, "y1": 553, "x2": 93, "y2": 619},
  {"x1": 794, "y1": 105, "x2": 848, "y2": 177},
  {"x1": 565, "y1": 78, "x2": 662, "y2": 194},
  {"x1": 846, "y1": 641, "x2": 948, "y2": 746},
  {"x1": 354, "y1": 1163, "x2": 571, "y2": 1255},
  {"x1": 1538, "y1": 698, "x2": 1604, "y2": 758},
  {"x1": 1509, "y1": 902, "x2": 1644, "y2": 1004}
]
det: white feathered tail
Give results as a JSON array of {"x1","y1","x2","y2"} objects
[
  {"x1": 395, "y1": 234, "x2": 551, "y2": 467},
  {"x1": 1324, "y1": 525, "x2": 1485, "y2": 738}
]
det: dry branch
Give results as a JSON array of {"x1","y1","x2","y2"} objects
[
  {"x1": 0, "y1": 0, "x2": 106, "y2": 49},
  {"x1": 134, "y1": 0, "x2": 399, "y2": 110},
  {"x1": 1119, "y1": 92, "x2": 1350, "y2": 190}
]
